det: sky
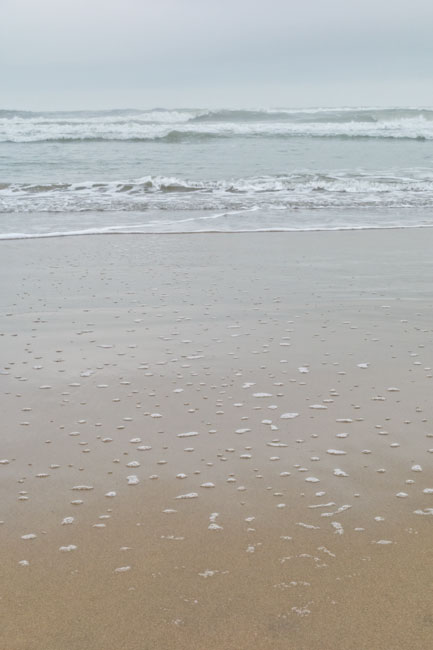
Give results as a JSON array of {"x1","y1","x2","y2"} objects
[{"x1": 1, "y1": 0, "x2": 433, "y2": 109}]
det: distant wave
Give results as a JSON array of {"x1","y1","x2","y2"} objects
[
  {"x1": 2, "y1": 171, "x2": 433, "y2": 213},
  {"x1": 2, "y1": 107, "x2": 433, "y2": 142}
]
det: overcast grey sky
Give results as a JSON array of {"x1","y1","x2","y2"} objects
[{"x1": 1, "y1": 0, "x2": 433, "y2": 109}]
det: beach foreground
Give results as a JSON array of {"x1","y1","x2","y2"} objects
[{"x1": 1, "y1": 230, "x2": 432, "y2": 650}]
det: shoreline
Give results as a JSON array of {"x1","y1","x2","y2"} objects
[{"x1": 3, "y1": 220, "x2": 433, "y2": 240}]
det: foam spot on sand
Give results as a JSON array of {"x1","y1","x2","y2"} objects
[
  {"x1": 413, "y1": 508, "x2": 433, "y2": 516},
  {"x1": 331, "y1": 522, "x2": 344, "y2": 535},
  {"x1": 61, "y1": 517, "x2": 74, "y2": 525},
  {"x1": 208, "y1": 513, "x2": 223, "y2": 530}
]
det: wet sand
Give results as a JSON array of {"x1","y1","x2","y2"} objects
[{"x1": 1, "y1": 230, "x2": 433, "y2": 650}]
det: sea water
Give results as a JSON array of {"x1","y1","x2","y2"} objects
[{"x1": 1, "y1": 107, "x2": 433, "y2": 238}]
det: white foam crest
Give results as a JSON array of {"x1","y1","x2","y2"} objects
[
  {"x1": 2, "y1": 114, "x2": 433, "y2": 142},
  {"x1": 3, "y1": 170, "x2": 433, "y2": 214}
]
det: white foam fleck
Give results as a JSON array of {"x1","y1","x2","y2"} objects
[
  {"x1": 59, "y1": 544, "x2": 77, "y2": 552},
  {"x1": 199, "y1": 569, "x2": 218, "y2": 578},
  {"x1": 333, "y1": 469, "x2": 349, "y2": 477},
  {"x1": 208, "y1": 512, "x2": 223, "y2": 530},
  {"x1": 176, "y1": 492, "x2": 198, "y2": 499},
  {"x1": 297, "y1": 522, "x2": 320, "y2": 530},
  {"x1": 61, "y1": 517, "x2": 74, "y2": 525},
  {"x1": 331, "y1": 522, "x2": 344, "y2": 535},
  {"x1": 127, "y1": 475, "x2": 139, "y2": 485},
  {"x1": 413, "y1": 508, "x2": 433, "y2": 516}
]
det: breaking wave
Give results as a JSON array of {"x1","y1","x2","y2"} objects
[
  {"x1": 2, "y1": 107, "x2": 433, "y2": 142},
  {"x1": 2, "y1": 171, "x2": 433, "y2": 213}
]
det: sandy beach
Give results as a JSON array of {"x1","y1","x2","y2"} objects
[{"x1": 1, "y1": 229, "x2": 433, "y2": 650}]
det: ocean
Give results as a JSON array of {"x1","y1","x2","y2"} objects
[{"x1": 1, "y1": 106, "x2": 433, "y2": 238}]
